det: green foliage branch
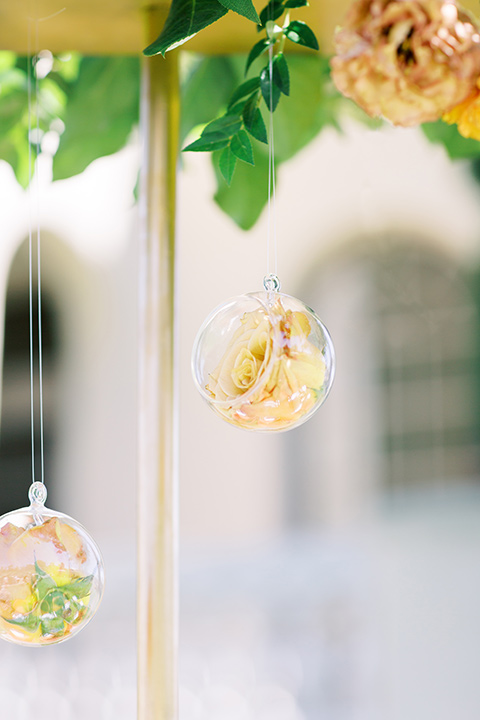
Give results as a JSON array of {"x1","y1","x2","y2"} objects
[
  {"x1": 180, "y1": 53, "x2": 346, "y2": 228},
  {"x1": 2, "y1": 0, "x2": 480, "y2": 231},
  {"x1": 144, "y1": 0, "x2": 262, "y2": 57},
  {"x1": 145, "y1": 0, "x2": 319, "y2": 186},
  {"x1": 0, "y1": 52, "x2": 139, "y2": 188}
]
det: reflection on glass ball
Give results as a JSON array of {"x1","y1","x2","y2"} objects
[
  {"x1": 0, "y1": 484, "x2": 104, "y2": 646},
  {"x1": 192, "y1": 290, "x2": 335, "y2": 432}
]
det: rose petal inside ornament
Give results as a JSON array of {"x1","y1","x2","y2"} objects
[
  {"x1": 0, "y1": 504, "x2": 104, "y2": 646},
  {"x1": 192, "y1": 291, "x2": 335, "y2": 431}
]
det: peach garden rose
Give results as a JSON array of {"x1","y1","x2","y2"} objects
[{"x1": 331, "y1": 0, "x2": 480, "y2": 126}]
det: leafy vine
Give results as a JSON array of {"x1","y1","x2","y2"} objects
[{"x1": 145, "y1": 0, "x2": 319, "y2": 184}]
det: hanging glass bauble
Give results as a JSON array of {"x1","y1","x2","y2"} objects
[
  {"x1": 192, "y1": 282, "x2": 335, "y2": 431},
  {"x1": 0, "y1": 482, "x2": 104, "y2": 646}
]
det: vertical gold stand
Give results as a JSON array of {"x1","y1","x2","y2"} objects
[{"x1": 138, "y1": 8, "x2": 180, "y2": 719}]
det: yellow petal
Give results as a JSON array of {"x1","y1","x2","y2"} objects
[
  {"x1": 56, "y1": 521, "x2": 86, "y2": 563},
  {"x1": 288, "y1": 354, "x2": 326, "y2": 389},
  {"x1": 12, "y1": 593, "x2": 36, "y2": 615},
  {"x1": 46, "y1": 563, "x2": 73, "y2": 586},
  {"x1": 291, "y1": 311, "x2": 311, "y2": 338},
  {"x1": 231, "y1": 348, "x2": 259, "y2": 390},
  {"x1": 247, "y1": 318, "x2": 270, "y2": 360}
]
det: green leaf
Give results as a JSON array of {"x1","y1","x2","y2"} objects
[
  {"x1": 245, "y1": 39, "x2": 271, "y2": 74},
  {"x1": 227, "y1": 98, "x2": 250, "y2": 116},
  {"x1": 284, "y1": 0, "x2": 308, "y2": 7},
  {"x1": 219, "y1": 145, "x2": 237, "y2": 184},
  {"x1": 0, "y1": 58, "x2": 71, "y2": 187},
  {"x1": 215, "y1": 55, "x2": 345, "y2": 228},
  {"x1": 273, "y1": 53, "x2": 290, "y2": 96},
  {"x1": 271, "y1": 55, "x2": 339, "y2": 163},
  {"x1": 0, "y1": 51, "x2": 16, "y2": 72},
  {"x1": 52, "y1": 52, "x2": 81, "y2": 83},
  {"x1": 184, "y1": 131, "x2": 231, "y2": 152},
  {"x1": 0, "y1": 88, "x2": 28, "y2": 135},
  {"x1": 230, "y1": 129, "x2": 254, "y2": 164},
  {"x1": 228, "y1": 77, "x2": 261, "y2": 108},
  {"x1": 214, "y1": 144, "x2": 272, "y2": 229},
  {"x1": 60, "y1": 574, "x2": 94, "y2": 599},
  {"x1": 0, "y1": 125, "x2": 31, "y2": 188},
  {"x1": 246, "y1": 108, "x2": 268, "y2": 143},
  {"x1": 39, "y1": 77, "x2": 66, "y2": 118},
  {"x1": 0, "y1": 140, "x2": 20, "y2": 179},
  {"x1": 63, "y1": 597, "x2": 87, "y2": 625},
  {"x1": 203, "y1": 114, "x2": 243, "y2": 138},
  {"x1": 285, "y1": 20, "x2": 319, "y2": 50},
  {"x1": 260, "y1": 64, "x2": 281, "y2": 111},
  {"x1": 242, "y1": 92, "x2": 258, "y2": 128},
  {"x1": 143, "y1": 0, "x2": 228, "y2": 56},
  {"x1": 180, "y1": 57, "x2": 238, "y2": 143},
  {"x1": 0, "y1": 67, "x2": 28, "y2": 137},
  {"x1": 34, "y1": 560, "x2": 56, "y2": 602},
  {"x1": 259, "y1": 0, "x2": 285, "y2": 27},
  {"x1": 40, "y1": 589, "x2": 67, "y2": 616},
  {"x1": 0, "y1": 66, "x2": 27, "y2": 92},
  {"x1": 5, "y1": 612, "x2": 40, "y2": 633},
  {"x1": 243, "y1": 94, "x2": 268, "y2": 143},
  {"x1": 41, "y1": 616, "x2": 65, "y2": 636},
  {"x1": 422, "y1": 120, "x2": 480, "y2": 160},
  {"x1": 53, "y1": 57, "x2": 139, "y2": 181},
  {"x1": 218, "y1": 0, "x2": 260, "y2": 23}
]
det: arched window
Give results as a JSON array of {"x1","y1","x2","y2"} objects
[
  {"x1": 374, "y1": 240, "x2": 480, "y2": 492},
  {"x1": 289, "y1": 234, "x2": 480, "y2": 528},
  {"x1": 0, "y1": 240, "x2": 58, "y2": 515}
]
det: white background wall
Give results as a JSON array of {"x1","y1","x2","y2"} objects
[{"x1": 1, "y1": 118, "x2": 480, "y2": 717}]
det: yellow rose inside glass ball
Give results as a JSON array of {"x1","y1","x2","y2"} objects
[{"x1": 193, "y1": 292, "x2": 335, "y2": 431}]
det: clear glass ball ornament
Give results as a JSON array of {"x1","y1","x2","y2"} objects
[
  {"x1": 0, "y1": 482, "x2": 104, "y2": 646},
  {"x1": 192, "y1": 282, "x2": 335, "y2": 431}
]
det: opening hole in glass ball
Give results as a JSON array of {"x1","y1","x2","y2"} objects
[
  {"x1": 263, "y1": 274, "x2": 281, "y2": 292},
  {"x1": 28, "y1": 481, "x2": 47, "y2": 506}
]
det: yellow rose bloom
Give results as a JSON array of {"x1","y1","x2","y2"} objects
[
  {"x1": 443, "y1": 79, "x2": 480, "y2": 139},
  {"x1": 206, "y1": 300, "x2": 327, "y2": 430}
]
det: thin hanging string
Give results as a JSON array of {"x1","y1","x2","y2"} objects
[
  {"x1": 264, "y1": 12, "x2": 280, "y2": 293},
  {"x1": 27, "y1": 20, "x2": 36, "y2": 486},
  {"x1": 266, "y1": 44, "x2": 276, "y2": 277},
  {"x1": 35, "y1": 20, "x2": 46, "y2": 487},
  {"x1": 266, "y1": 45, "x2": 272, "y2": 278},
  {"x1": 27, "y1": 14, "x2": 46, "y2": 486}
]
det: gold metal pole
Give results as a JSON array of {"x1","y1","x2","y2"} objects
[{"x1": 138, "y1": 7, "x2": 180, "y2": 719}]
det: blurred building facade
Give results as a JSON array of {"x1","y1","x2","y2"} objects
[{"x1": 1, "y1": 119, "x2": 480, "y2": 718}]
